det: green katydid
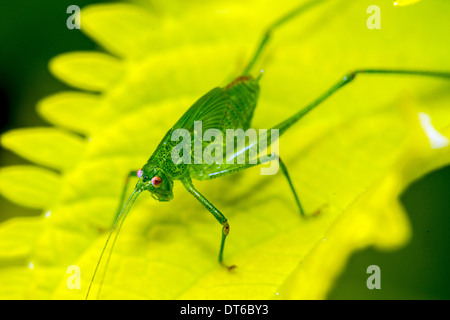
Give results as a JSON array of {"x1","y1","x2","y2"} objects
[{"x1": 86, "y1": 0, "x2": 450, "y2": 299}]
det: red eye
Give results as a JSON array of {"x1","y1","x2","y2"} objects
[{"x1": 151, "y1": 176, "x2": 162, "y2": 187}]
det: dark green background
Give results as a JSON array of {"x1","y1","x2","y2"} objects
[{"x1": 0, "y1": 0, "x2": 449, "y2": 299}]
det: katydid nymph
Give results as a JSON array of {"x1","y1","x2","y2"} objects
[{"x1": 86, "y1": 0, "x2": 450, "y2": 299}]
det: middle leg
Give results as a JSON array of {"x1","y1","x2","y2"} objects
[{"x1": 206, "y1": 153, "x2": 306, "y2": 217}]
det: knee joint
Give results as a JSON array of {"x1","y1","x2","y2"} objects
[{"x1": 222, "y1": 222, "x2": 230, "y2": 235}]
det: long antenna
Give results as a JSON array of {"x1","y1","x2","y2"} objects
[
  {"x1": 242, "y1": 0, "x2": 328, "y2": 75},
  {"x1": 86, "y1": 189, "x2": 142, "y2": 299}
]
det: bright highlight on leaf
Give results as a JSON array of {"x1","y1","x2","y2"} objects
[
  {"x1": 394, "y1": 0, "x2": 422, "y2": 7},
  {"x1": 418, "y1": 112, "x2": 449, "y2": 149},
  {"x1": 0, "y1": 0, "x2": 449, "y2": 300}
]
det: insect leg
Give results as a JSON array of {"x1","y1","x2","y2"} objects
[
  {"x1": 277, "y1": 156, "x2": 305, "y2": 217},
  {"x1": 205, "y1": 154, "x2": 305, "y2": 216},
  {"x1": 243, "y1": 0, "x2": 328, "y2": 75},
  {"x1": 181, "y1": 178, "x2": 235, "y2": 269},
  {"x1": 274, "y1": 69, "x2": 450, "y2": 136}
]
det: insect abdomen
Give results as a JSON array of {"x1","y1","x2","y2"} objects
[{"x1": 223, "y1": 76, "x2": 260, "y2": 130}]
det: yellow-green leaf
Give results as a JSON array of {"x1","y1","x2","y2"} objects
[
  {"x1": 81, "y1": 4, "x2": 160, "y2": 59},
  {"x1": 49, "y1": 52, "x2": 124, "y2": 91},
  {"x1": 37, "y1": 91, "x2": 100, "y2": 135},
  {"x1": 0, "y1": 217, "x2": 44, "y2": 260},
  {"x1": 0, "y1": 166, "x2": 61, "y2": 209},
  {"x1": 1, "y1": 128, "x2": 85, "y2": 171},
  {"x1": 0, "y1": 267, "x2": 32, "y2": 299}
]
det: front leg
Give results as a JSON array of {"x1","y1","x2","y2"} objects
[{"x1": 182, "y1": 178, "x2": 235, "y2": 269}]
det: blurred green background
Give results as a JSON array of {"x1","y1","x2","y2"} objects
[{"x1": 0, "y1": 0, "x2": 449, "y2": 299}]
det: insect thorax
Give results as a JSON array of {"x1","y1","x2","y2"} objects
[{"x1": 147, "y1": 136, "x2": 189, "y2": 180}]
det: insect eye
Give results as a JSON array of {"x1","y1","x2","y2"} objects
[
  {"x1": 151, "y1": 176, "x2": 162, "y2": 187},
  {"x1": 137, "y1": 168, "x2": 143, "y2": 178}
]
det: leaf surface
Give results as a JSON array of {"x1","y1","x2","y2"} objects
[{"x1": 0, "y1": 0, "x2": 449, "y2": 299}]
